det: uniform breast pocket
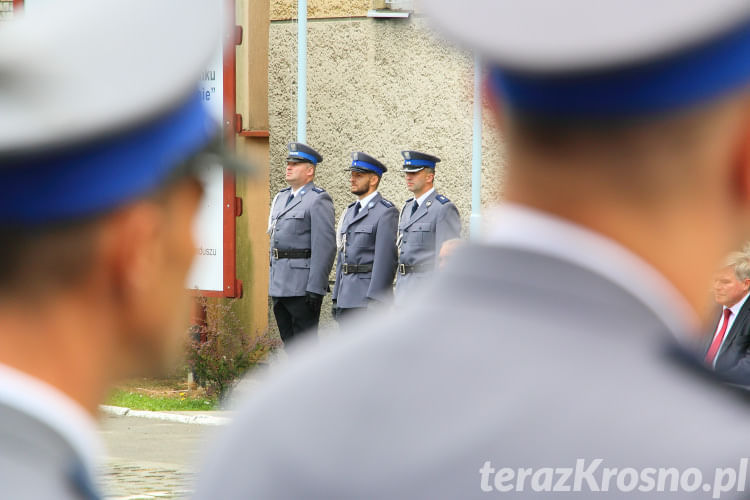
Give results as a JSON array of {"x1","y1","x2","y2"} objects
[
  {"x1": 412, "y1": 223, "x2": 434, "y2": 246},
  {"x1": 288, "y1": 211, "x2": 307, "y2": 234},
  {"x1": 352, "y1": 225, "x2": 375, "y2": 246}
]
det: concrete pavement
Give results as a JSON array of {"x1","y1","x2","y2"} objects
[{"x1": 98, "y1": 413, "x2": 222, "y2": 499}]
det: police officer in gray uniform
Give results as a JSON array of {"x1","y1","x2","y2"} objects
[
  {"x1": 268, "y1": 143, "x2": 336, "y2": 342},
  {"x1": 395, "y1": 150, "x2": 461, "y2": 301},
  {"x1": 332, "y1": 152, "x2": 398, "y2": 321}
]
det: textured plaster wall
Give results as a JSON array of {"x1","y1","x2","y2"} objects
[
  {"x1": 271, "y1": 0, "x2": 369, "y2": 21},
  {"x1": 269, "y1": 16, "x2": 505, "y2": 237},
  {"x1": 268, "y1": 15, "x2": 506, "y2": 333}
]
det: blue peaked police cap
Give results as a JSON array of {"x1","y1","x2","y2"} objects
[
  {"x1": 401, "y1": 151, "x2": 441, "y2": 173},
  {"x1": 0, "y1": 0, "x2": 251, "y2": 225},
  {"x1": 287, "y1": 143, "x2": 323, "y2": 165},
  {"x1": 424, "y1": 0, "x2": 750, "y2": 118},
  {"x1": 349, "y1": 152, "x2": 387, "y2": 177}
]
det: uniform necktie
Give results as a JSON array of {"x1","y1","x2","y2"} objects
[
  {"x1": 706, "y1": 308, "x2": 732, "y2": 366},
  {"x1": 410, "y1": 201, "x2": 419, "y2": 217},
  {"x1": 354, "y1": 201, "x2": 361, "y2": 217},
  {"x1": 285, "y1": 192, "x2": 295, "y2": 206}
]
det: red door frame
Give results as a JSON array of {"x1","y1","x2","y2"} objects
[{"x1": 200, "y1": 0, "x2": 242, "y2": 299}]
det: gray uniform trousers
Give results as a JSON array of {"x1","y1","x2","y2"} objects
[
  {"x1": 332, "y1": 192, "x2": 398, "y2": 312},
  {"x1": 194, "y1": 244, "x2": 750, "y2": 499},
  {"x1": 395, "y1": 190, "x2": 460, "y2": 302},
  {"x1": 268, "y1": 181, "x2": 336, "y2": 341},
  {"x1": 0, "y1": 402, "x2": 100, "y2": 500}
]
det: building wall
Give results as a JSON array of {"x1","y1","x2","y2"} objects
[{"x1": 267, "y1": 3, "x2": 506, "y2": 333}]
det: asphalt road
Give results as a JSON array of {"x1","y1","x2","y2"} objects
[{"x1": 98, "y1": 414, "x2": 222, "y2": 500}]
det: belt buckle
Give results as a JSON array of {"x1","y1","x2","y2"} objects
[
  {"x1": 398, "y1": 264, "x2": 406, "y2": 275},
  {"x1": 273, "y1": 248, "x2": 279, "y2": 259},
  {"x1": 343, "y1": 264, "x2": 349, "y2": 274}
]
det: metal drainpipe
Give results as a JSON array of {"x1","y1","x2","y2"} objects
[
  {"x1": 470, "y1": 54, "x2": 483, "y2": 239},
  {"x1": 297, "y1": 0, "x2": 308, "y2": 143}
]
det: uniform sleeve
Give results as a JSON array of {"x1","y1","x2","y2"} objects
[
  {"x1": 435, "y1": 203, "x2": 461, "y2": 262},
  {"x1": 332, "y1": 210, "x2": 347, "y2": 301},
  {"x1": 367, "y1": 206, "x2": 398, "y2": 301},
  {"x1": 307, "y1": 193, "x2": 336, "y2": 295}
]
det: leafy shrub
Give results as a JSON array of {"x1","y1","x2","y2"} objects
[{"x1": 186, "y1": 297, "x2": 281, "y2": 398}]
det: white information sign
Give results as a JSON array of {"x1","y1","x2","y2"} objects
[{"x1": 185, "y1": 44, "x2": 226, "y2": 292}]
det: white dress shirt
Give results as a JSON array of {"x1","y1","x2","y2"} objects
[
  {"x1": 414, "y1": 187, "x2": 435, "y2": 208},
  {"x1": 483, "y1": 203, "x2": 699, "y2": 340},
  {"x1": 0, "y1": 363, "x2": 104, "y2": 478},
  {"x1": 709, "y1": 291, "x2": 750, "y2": 367},
  {"x1": 356, "y1": 190, "x2": 379, "y2": 210}
]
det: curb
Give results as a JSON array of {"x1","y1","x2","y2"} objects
[{"x1": 99, "y1": 405, "x2": 230, "y2": 426}]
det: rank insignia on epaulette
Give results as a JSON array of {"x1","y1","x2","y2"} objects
[
  {"x1": 312, "y1": 186, "x2": 325, "y2": 193},
  {"x1": 381, "y1": 199, "x2": 394, "y2": 208},
  {"x1": 436, "y1": 195, "x2": 450, "y2": 204}
]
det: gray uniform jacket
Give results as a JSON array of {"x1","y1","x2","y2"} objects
[
  {"x1": 0, "y1": 403, "x2": 98, "y2": 500},
  {"x1": 195, "y1": 244, "x2": 750, "y2": 499},
  {"x1": 268, "y1": 181, "x2": 336, "y2": 297},
  {"x1": 395, "y1": 190, "x2": 460, "y2": 300},
  {"x1": 332, "y1": 193, "x2": 398, "y2": 308}
]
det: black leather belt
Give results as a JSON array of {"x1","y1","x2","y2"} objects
[
  {"x1": 342, "y1": 263, "x2": 373, "y2": 274},
  {"x1": 273, "y1": 248, "x2": 311, "y2": 259},
  {"x1": 398, "y1": 263, "x2": 433, "y2": 275}
]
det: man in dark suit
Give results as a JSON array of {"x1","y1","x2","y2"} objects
[
  {"x1": 708, "y1": 252, "x2": 750, "y2": 382},
  {"x1": 332, "y1": 152, "x2": 398, "y2": 320}
]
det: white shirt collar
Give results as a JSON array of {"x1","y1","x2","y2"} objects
[
  {"x1": 290, "y1": 182, "x2": 312, "y2": 198},
  {"x1": 415, "y1": 187, "x2": 435, "y2": 207},
  {"x1": 0, "y1": 363, "x2": 104, "y2": 477},
  {"x1": 726, "y1": 291, "x2": 750, "y2": 317},
  {"x1": 483, "y1": 203, "x2": 700, "y2": 340},
  {"x1": 357, "y1": 190, "x2": 379, "y2": 209}
]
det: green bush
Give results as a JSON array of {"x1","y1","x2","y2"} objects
[{"x1": 186, "y1": 298, "x2": 281, "y2": 399}]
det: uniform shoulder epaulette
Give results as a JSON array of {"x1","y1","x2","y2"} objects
[
  {"x1": 312, "y1": 186, "x2": 325, "y2": 194},
  {"x1": 380, "y1": 199, "x2": 394, "y2": 208},
  {"x1": 347, "y1": 201, "x2": 357, "y2": 208},
  {"x1": 436, "y1": 194, "x2": 450, "y2": 204},
  {"x1": 405, "y1": 198, "x2": 414, "y2": 203},
  {"x1": 280, "y1": 186, "x2": 291, "y2": 192}
]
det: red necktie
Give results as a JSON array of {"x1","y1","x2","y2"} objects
[{"x1": 706, "y1": 308, "x2": 733, "y2": 366}]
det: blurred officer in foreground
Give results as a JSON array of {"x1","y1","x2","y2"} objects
[
  {"x1": 194, "y1": 1, "x2": 750, "y2": 499},
  {"x1": 331, "y1": 153, "x2": 398, "y2": 321},
  {"x1": 395, "y1": 150, "x2": 461, "y2": 301},
  {"x1": 268, "y1": 143, "x2": 336, "y2": 343},
  {"x1": 0, "y1": 1, "x2": 227, "y2": 498}
]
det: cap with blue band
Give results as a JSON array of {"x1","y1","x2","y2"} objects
[
  {"x1": 289, "y1": 150, "x2": 319, "y2": 165},
  {"x1": 287, "y1": 143, "x2": 323, "y2": 165},
  {"x1": 0, "y1": 94, "x2": 218, "y2": 225},
  {"x1": 349, "y1": 152, "x2": 387, "y2": 177},
  {"x1": 490, "y1": 16, "x2": 750, "y2": 117},
  {"x1": 401, "y1": 151, "x2": 441, "y2": 172}
]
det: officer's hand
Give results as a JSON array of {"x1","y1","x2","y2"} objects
[
  {"x1": 305, "y1": 291, "x2": 324, "y2": 311},
  {"x1": 331, "y1": 300, "x2": 338, "y2": 319}
]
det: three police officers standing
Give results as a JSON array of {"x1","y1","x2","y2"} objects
[
  {"x1": 395, "y1": 151, "x2": 461, "y2": 301},
  {"x1": 269, "y1": 146, "x2": 462, "y2": 337},
  {"x1": 268, "y1": 143, "x2": 336, "y2": 343},
  {"x1": 331, "y1": 152, "x2": 399, "y2": 320}
]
